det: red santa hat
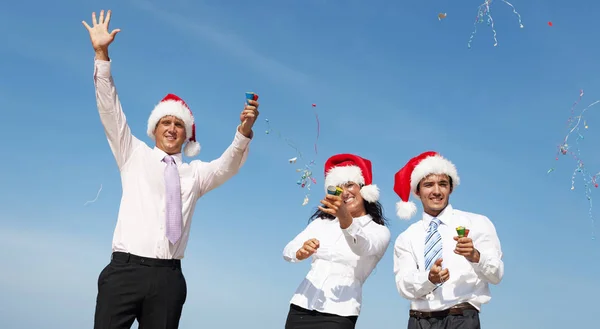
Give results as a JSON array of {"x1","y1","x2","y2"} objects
[
  {"x1": 323, "y1": 153, "x2": 380, "y2": 203},
  {"x1": 146, "y1": 93, "x2": 201, "y2": 157},
  {"x1": 393, "y1": 151, "x2": 460, "y2": 220}
]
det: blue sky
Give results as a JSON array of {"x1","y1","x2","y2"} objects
[{"x1": 1, "y1": 0, "x2": 599, "y2": 328}]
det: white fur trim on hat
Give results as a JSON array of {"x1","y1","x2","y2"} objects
[
  {"x1": 324, "y1": 165, "x2": 365, "y2": 188},
  {"x1": 147, "y1": 100, "x2": 194, "y2": 141},
  {"x1": 183, "y1": 140, "x2": 201, "y2": 157},
  {"x1": 409, "y1": 155, "x2": 460, "y2": 197},
  {"x1": 360, "y1": 184, "x2": 380, "y2": 203},
  {"x1": 324, "y1": 165, "x2": 380, "y2": 202},
  {"x1": 396, "y1": 200, "x2": 417, "y2": 220}
]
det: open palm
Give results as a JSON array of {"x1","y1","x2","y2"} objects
[{"x1": 82, "y1": 10, "x2": 120, "y2": 51}]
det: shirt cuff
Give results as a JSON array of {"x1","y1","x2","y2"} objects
[
  {"x1": 234, "y1": 126, "x2": 252, "y2": 147},
  {"x1": 283, "y1": 252, "x2": 299, "y2": 262},
  {"x1": 94, "y1": 59, "x2": 112, "y2": 79},
  {"x1": 417, "y1": 271, "x2": 438, "y2": 293},
  {"x1": 470, "y1": 249, "x2": 492, "y2": 272}
]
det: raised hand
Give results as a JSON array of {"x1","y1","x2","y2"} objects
[
  {"x1": 296, "y1": 238, "x2": 319, "y2": 261},
  {"x1": 239, "y1": 99, "x2": 260, "y2": 138},
  {"x1": 82, "y1": 10, "x2": 121, "y2": 57},
  {"x1": 428, "y1": 258, "x2": 450, "y2": 285}
]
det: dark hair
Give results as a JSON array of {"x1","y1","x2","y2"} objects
[
  {"x1": 415, "y1": 175, "x2": 454, "y2": 193},
  {"x1": 308, "y1": 199, "x2": 388, "y2": 226}
]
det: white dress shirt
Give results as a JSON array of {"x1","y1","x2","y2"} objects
[
  {"x1": 393, "y1": 204, "x2": 503, "y2": 311},
  {"x1": 94, "y1": 60, "x2": 251, "y2": 260},
  {"x1": 283, "y1": 215, "x2": 391, "y2": 316}
]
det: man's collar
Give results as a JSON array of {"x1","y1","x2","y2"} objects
[
  {"x1": 152, "y1": 146, "x2": 183, "y2": 164},
  {"x1": 422, "y1": 204, "x2": 454, "y2": 228}
]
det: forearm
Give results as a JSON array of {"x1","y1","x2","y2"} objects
[
  {"x1": 94, "y1": 58, "x2": 137, "y2": 169},
  {"x1": 341, "y1": 220, "x2": 390, "y2": 257},
  {"x1": 95, "y1": 48, "x2": 109, "y2": 61},
  {"x1": 471, "y1": 250, "x2": 504, "y2": 284},
  {"x1": 283, "y1": 222, "x2": 317, "y2": 263},
  {"x1": 198, "y1": 129, "x2": 251, "y2": 193},
  {"x1": 282, "y1": 242, "x2": 303, "y2": 263},
  {"x1": 395, "y1": 270, "x2": 437, "y2": 300},
  {"x1": 469, "y1": 222, "x2": 504, "y2": 284},
  {"x1": 394, "y1": 237, "x2": 436, "y2": 300}
]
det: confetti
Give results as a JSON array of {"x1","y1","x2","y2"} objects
[
  {"x1": 84, "y1": 184, "x2": 103, "y2": 206},
  {"x1": 468, "y1": 0, "x2": 524, "y2": 48},
  {"x1": 264, "y1": 103, "x2": 321, "y2": 205},
  {"x1": 550, "y1": 90, "x2": 600, "y2": 239},
  {"x1": 438, "y1": 13, "x2": 447, "y2": 20}
]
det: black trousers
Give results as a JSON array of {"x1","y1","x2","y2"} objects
[
  {"x1": 408, "y1": 309, "x2": 480, "y2": 329},
  {"x1": 93, "y1": 252, "x2": 187, "y2": 329},
  {"x1": 284, "y1": 304, "x2": 358, "y2": 329}
]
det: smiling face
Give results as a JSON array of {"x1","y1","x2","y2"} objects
[
  {"x1": 339, "y1": 181, "x2": 367, "y2": 218},
  {"x1": 153, "y1": 115, "x2": 187, "y2": 155},
  {"x1": 415, "y1": 173, "x2": 453, "y2": 217}
]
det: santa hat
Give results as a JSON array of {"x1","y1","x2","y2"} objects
[
  {"x1": 393, "y1": 151, "x2": 460, "y2": 220},
  {"x1": 146, "y1": 93, "x2": 201, "y2": 157},
  {"x1": 323, "y1": 153, "x2": 380, "y2": 203}
]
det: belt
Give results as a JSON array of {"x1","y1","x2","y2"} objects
[
  {"x1": 409, "y1": 302, "x2": 478, "y2": 319},
  {"x1": 111, "y1": 252, "x2": 181, "y2": 269}
]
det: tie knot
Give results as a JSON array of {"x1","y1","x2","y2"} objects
[
  {"x1": 430, "y1": 218, "x2": 441, "y2": 229},
  {"x1": 163, "y1": 155, "x2": 175, "y2": 164}
]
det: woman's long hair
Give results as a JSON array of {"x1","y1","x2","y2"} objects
[{"x1": 308, "y1": 199, "x2": 388, "y2": 226}]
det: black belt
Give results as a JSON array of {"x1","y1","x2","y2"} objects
[
  {"x1": 409, "y1": 302, "x2": 478, "y2": 319},
  {"x1": 111, "y1": 252, "x2": 181, "y2": 269}
]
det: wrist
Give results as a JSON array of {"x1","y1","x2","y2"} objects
[
  {"x1": 468, "y1": 249, "x2": 481, "y2": 263},
  {"x1": 427, "y1": 274, "x2": 437, "y2": 285},
  {"x1": 94, "y1": 48, "x2": 109, "y2": 61},
  {"x1": 237, "y1": 125, "x2": 253, "y2": 138},
  {"x1": 338, "y1": 212, "x2": 355, "y2": 229},
  {"x1": 339, "y1": 217, "x2": 352, "y2": 230}
]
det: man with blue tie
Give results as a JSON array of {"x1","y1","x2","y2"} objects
[
  {"x1": 391, "y1": 151, "x2": 504, "y2": 329},
  {"x1": 82, "y1": 9, "x2": 259, "y2": 329}
]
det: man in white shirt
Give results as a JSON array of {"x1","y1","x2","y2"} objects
[
  {"x1": 391, "y1": 151, "x2": 503, "y2": 329},
  {"x1": 82, "y1": 10, "x2": 258, "y2": 329}
]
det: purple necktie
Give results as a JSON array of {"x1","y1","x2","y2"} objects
[{"x1": 163, "y1": 155, "x2": 182, "y2": 244}]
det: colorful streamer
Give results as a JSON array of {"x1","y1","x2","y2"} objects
[
  {"x1": 467, "y1": 0, "x2": 524, "y2": 48},
  {"x1": 550, "y1": 90, "x2": 600, "y2": 239},
  {"x1": 264, "y1": 103, "x2": 321, "y2": 206}
]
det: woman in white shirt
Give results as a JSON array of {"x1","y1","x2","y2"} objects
[{"x1": 282, "y1": 153, "x2": 391, "y2": 329}]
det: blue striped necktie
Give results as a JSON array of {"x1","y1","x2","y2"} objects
[{"x1": 424, "y1": 218, "x2": 442, "y2": 271}]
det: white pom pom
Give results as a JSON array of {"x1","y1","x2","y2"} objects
[
  {"x1": 360, "y1": 184, "x2": 380, "y2": 203},
  {"x1": 183, "y1": 140, "x2": 201, "y2": 157},
  {"x1": 396, "y1": 200, "x2": 417, "y2": 220}
]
